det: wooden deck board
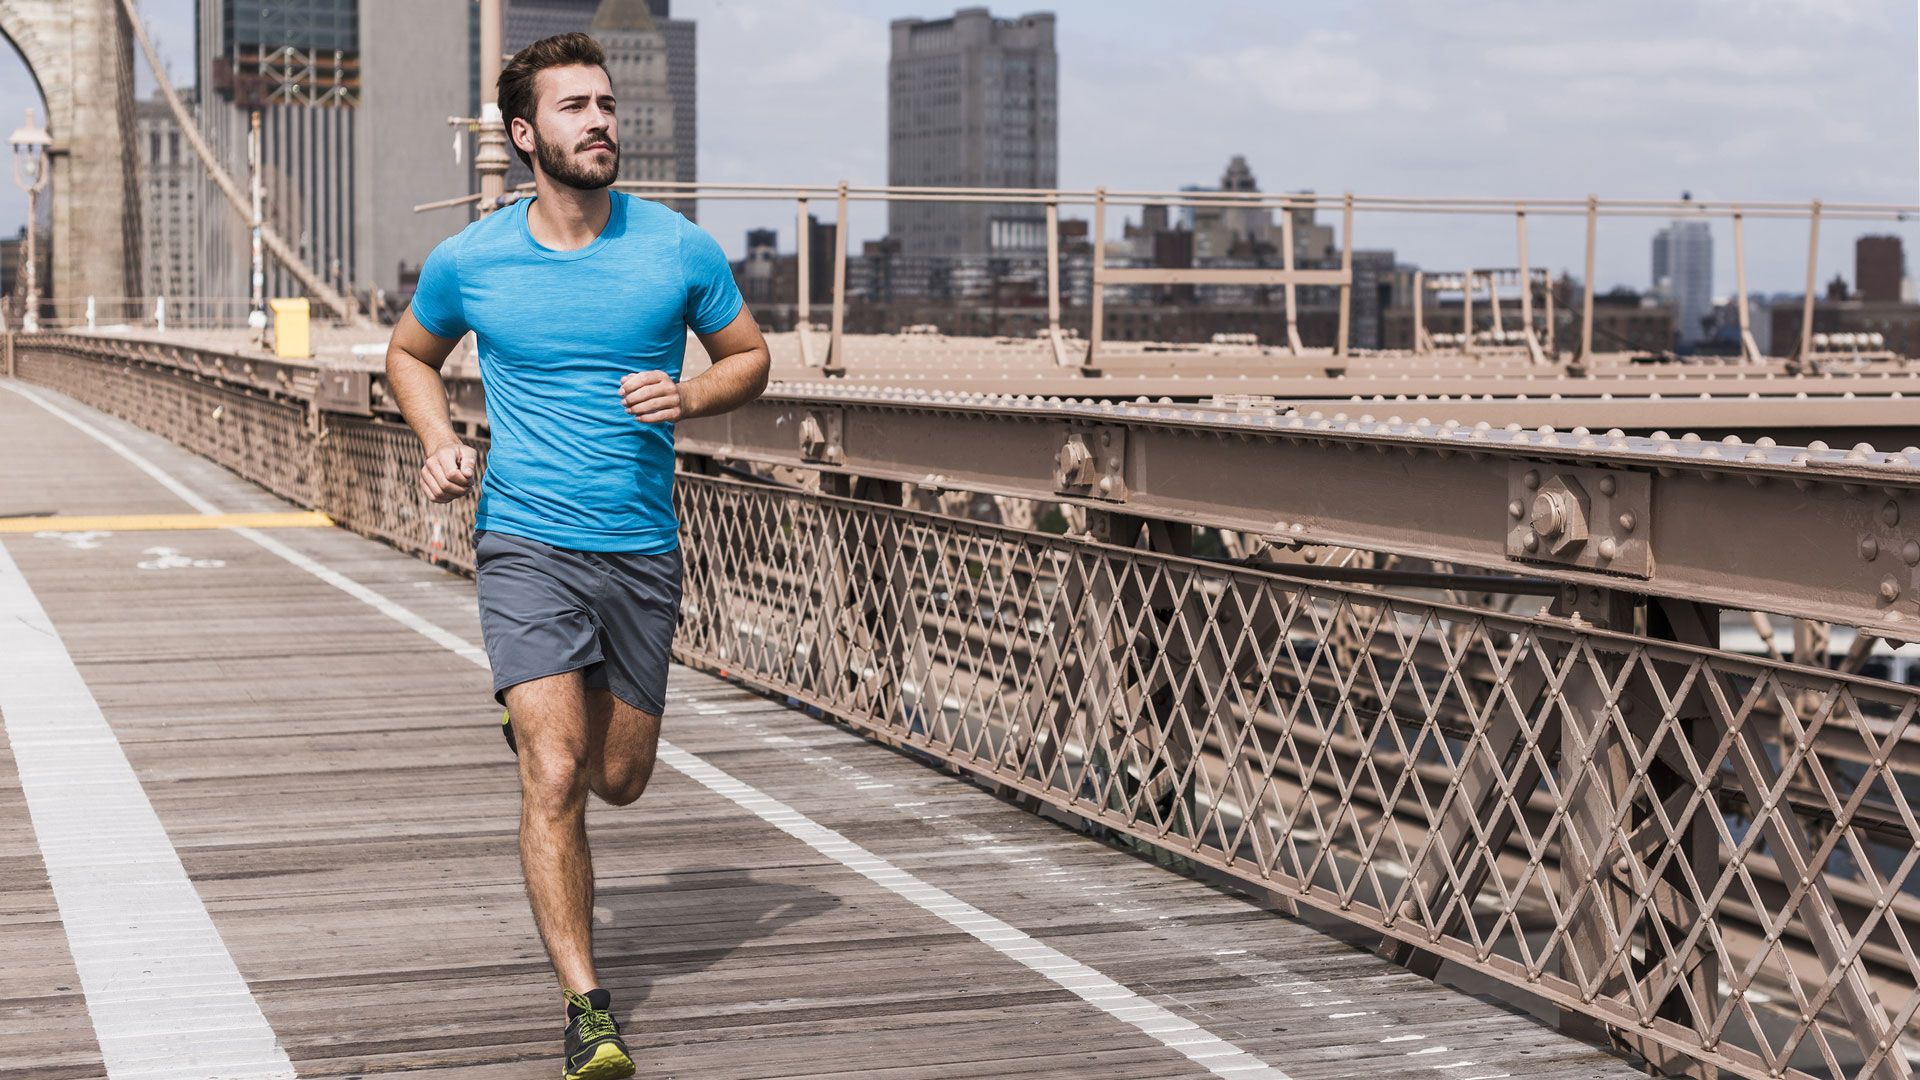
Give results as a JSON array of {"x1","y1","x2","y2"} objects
[{"x1": 0, "y1": 382, "x2": 1646, "y2": 1079}]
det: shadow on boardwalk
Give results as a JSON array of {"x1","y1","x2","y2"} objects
[{"x1": 595, "y1": 867, "x2": 844, "y2": 1008}]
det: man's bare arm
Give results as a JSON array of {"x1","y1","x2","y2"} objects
[
  {"x1": 384, "y1": 309, "x2": 476, "y2": 502},
  {"x1": 621, "y1": 306, "x2": 771, "y2": 423}
]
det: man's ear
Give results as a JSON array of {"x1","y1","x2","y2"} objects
[{"x1": 510, "y1": 116, "x2": 535, "y2": 159}]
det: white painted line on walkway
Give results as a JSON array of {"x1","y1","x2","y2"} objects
[
  {"x1": 7, "y1": 378, "x2": 1295, "y2": 1080},
  {"x1": 659, "y1": 740, "x2": 1292, "y2": 1079},
  {"x1": 0, "y1": 540, "x2": 297, "y2": 1080}
]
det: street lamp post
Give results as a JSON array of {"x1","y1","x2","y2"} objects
[
  {"x1": 9, "y1": 108, "x2": 50, "y2": 333},
  {"x1": 474, "y1": 0, "x2": 510, "y2": 214}
]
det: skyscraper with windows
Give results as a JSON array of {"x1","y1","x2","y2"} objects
[
  {"x1": 1651, "y1": 220, "x2": 1712, "y2": 346},
  {"x1": 196, "y1": 0, "x2": 361, "y2": 303},
  {"x1": 192, "y1": 1, "x2": 471, "y2": 313},
  {"x1": 888, "y1": 9, "x2": 1057, "y2": 259},
  {"x1": 136, "y1": 94, "x2": 202, "y2": 300},
  {"x1": 502, "y1": 0, "x2": 697, "y2": 213}
]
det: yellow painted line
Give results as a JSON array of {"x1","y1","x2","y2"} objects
[{"x1": 0, "y1": 511, "x2": 335, "y2": 533}]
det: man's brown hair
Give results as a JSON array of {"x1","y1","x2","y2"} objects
[{"x1": 497, "y1": 32, "x2": 608, "y2": 168}]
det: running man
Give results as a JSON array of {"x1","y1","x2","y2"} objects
[{"x1": 383, "y1": 32, "x2": 769, "y2": 1080}]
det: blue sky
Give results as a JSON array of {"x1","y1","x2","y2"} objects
[{"x1": 1, "y1": 0, "x2": 1914, "y2": 294}]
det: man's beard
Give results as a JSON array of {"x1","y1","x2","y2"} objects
[{"x1": 534, "y1": 127, "x2": 618, "y2": 190}]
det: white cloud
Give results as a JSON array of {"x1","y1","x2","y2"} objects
[
  {"x1": 1195, "y1": 33, "x2": 1432, "y2": 115},
  {"x1": 1482, "y1": 38, "x2": 1812, "y2": 77}
]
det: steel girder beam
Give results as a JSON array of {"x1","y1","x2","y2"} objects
[{"x1": 678, "y1": 383, "x2": 1920, "y2": 639}]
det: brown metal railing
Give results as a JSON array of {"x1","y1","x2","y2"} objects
[
  {"x1": 12, "y1": 332, "x2": 1920, "y2": 1080},
  {"x1": 412, "y1": 181, "x2": 1920, "y2": 369}
]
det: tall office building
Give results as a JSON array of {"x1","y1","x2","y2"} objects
[
  {"x1": 888, "y1": 9, "x2": 1058, "y2": 258},
  {"x1": 1651, "y1": 220, "x2": 1712, "y2": 346},
  {"x1": 354, "y1": 2, "x2": 473, "y2": 309},
  {"x1": 594, "y1": 0, "x2": 676, "y2": 185},
  {"x1": 1857, "y1": 235, "x2": 1905, "y2": 303},
  {"x1": 503, "y1": 0, "x2": 696, "y2": 212},
  {"x1": 135, "y1": 94, "x2": 202, "y2": 300},
  {"x1": 196, "y1": 0, "x2": 360, "y2": 303},
  {"x1": 195, "y1": 1, "x2": 470, "y2": 312}
]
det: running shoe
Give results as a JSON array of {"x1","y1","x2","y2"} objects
[{"x1": 562, "y1": 988, "x2": 635, "y2": 1080}]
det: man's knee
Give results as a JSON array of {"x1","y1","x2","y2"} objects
[
  {"x1": 521, "y1": 741, "x2": 590, "y2": 812},
  {"x1": 595, "y1": 755, "x2": 656, "y2": 807}
]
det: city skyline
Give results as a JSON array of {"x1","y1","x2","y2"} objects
[{"x1": 0, "y1": 0, "x2": 1913, "y2": 296}]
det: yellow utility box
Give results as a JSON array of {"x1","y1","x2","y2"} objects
[{"x1": 269, "y1": 298, "x2": 310, "y2": 359}]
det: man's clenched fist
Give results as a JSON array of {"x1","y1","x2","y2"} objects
[
  {"x1": 621, "y1": 369, "x2": 688, "y2": 424},
  {"x1": 420, "y1": 441, "x2": 478, "y2": 503}
]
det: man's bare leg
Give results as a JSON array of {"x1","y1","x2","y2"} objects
[
  {"x1": 584, "y1": 688, "x2": 661, "y2": 806},
  {"x1": 506, "y1": 672, "x2": 599, "y2": 995}
]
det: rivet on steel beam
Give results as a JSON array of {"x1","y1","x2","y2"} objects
[
  {"x1": 1599, "y1": 475, "x2": 1617, "y2": 497},
  {"x1": 1509, "y1": 500, "x2": 1525, "y2": 519},
  {"x1": 1617, "y1": 512, "x2": 1636, "y2": 533},
  {"x1": 1523, "y1": 470, "x2": 1541, "y2": 490},
  {"x1": 1808, "y1": 440, "x2": 1829, "y2": 452},
  {"x1": 1882, "y1": 500, "x2": 1900, "y2": 527},
  {"x1": 1861, "y1": 537, "x2": 1880, "y2": 561},
  {"x1": 1882, "y1": 577, "x2": 1901, "y2": 602},
  {"x1": 1523, "y1": 530, "x2": 1541, "y2": 553},
  {"x1": 1598, "y1": 537, "x2": 1617, "y2": 560},
  {"x1": 1903, "y1": 541, "x2": 1919, "y2": 566}
]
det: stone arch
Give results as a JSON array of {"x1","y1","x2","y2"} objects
[{"x1": 0, "y1": 0, "x2": 141, "y2": 306}]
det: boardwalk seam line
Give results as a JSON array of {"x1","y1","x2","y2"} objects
[
  {"x1": 5, "y1": 379, "x2": 1294, "y2": 1080},
  {"x1": 0, "y1": 539, "x2": 298, "y2": 1080}
]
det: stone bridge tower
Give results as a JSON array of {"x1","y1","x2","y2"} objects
[{"x1": 0, "y1": 0, "x2": 142, "y2": 305}]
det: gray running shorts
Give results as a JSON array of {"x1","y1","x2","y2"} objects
[{"x1": 473, "y1": 529, "x2": 682, "y2": 716}]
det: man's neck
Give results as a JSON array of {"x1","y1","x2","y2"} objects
[{"x1": 525, "y1": 174, "x2": 613, "y2": 252}]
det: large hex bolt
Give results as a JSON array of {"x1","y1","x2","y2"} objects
[
  {"x1": 1528, "y1": 475, "x2": 1591, "y2": 556},
  {"x1": 798, "y1": 413, "x2": 830, "y2": 461},
  {"x1": 1055, "y1": 435, "x2": 1097, "y2": 490}
]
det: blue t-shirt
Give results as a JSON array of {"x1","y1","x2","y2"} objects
[{"x1": 410, "y1": 192, "x2": 743, "y2": 553}]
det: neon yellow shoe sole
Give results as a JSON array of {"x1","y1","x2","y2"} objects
[{"x1": 564, "y1": 1040, "x2": 636, "y2": 1080}]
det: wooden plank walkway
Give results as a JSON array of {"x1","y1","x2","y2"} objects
[{"x1": 0, "y1": 380, "x2": 1647, "y2": 1079}]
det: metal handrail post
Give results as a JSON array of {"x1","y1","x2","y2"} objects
[
  {"x1": 795, "y1": 196, "x2": 816, "y2": 368},
  {"x1": 1411, "y1": 271, "x2": 1426, "y2": 353},
  {"x1": 1045, "y1": 194, "x2": 1067, "y2": 366},
  {"x1": 1798, "y1": 199, "x2": 1822, "y2": 362},
  {"x1": 1280, "y1": 196, "x2": 1301, "y2": 354},
  {"x1": 827, "y1": 181, "x2": 849, "y2": 375},
  {"x1": 1733, "y1": 208, "x2": 1762, "y2": 364},
  {"x1": 1579, "y1": 195, "x2": 1597, "y2": 364},
  {"x1": 1516, "y1": 207, "x2": 1545, "y2": 365},
  {"x1": 1086, "y1": 187, "x2": 1106, "y2": 369},
  {"x1": 1335, "y1": 191, "x2": 1354, "y2": 356},
  {"x1": 1461, "y1": 270, "x2": 1476, "y2": 357}
]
